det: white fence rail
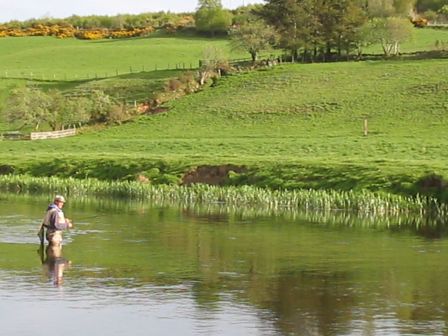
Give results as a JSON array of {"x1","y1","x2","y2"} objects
[{"x1": 30, "y1": 128, "x2": 76, "y2": 140}]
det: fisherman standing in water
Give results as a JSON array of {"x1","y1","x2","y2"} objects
[
  {"x1": 40, "y1": 195, "x2": 73, "y2": 247},
  {"x1": 37, "y1": 195, "x2": 73, "y2": 285}
]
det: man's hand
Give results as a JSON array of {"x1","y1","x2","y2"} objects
[{"x1": 67, "y1": 219, "x2": 73, "y2": 229}]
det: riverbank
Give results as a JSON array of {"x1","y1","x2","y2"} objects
[
  {"x1": 0, "y1": 156, "x2": 447, "y2": 200},
  {"x1": 2, "y1": 58, "x2": 448, "y2": 201},
  {"x1": 1, "y1": 39, "x2": 447, "y2": 203}
]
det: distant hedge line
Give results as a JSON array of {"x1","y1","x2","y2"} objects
[{"x1": 0, "y1": 14, "x2": 195, "y2": 39}]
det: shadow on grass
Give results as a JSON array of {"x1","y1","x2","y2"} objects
[
  {"x1": 32, "y1": 69, "x2": 183, "y2": 92},
  {"x1": 361, "y1": 50, "x2": 448, "y2": 62}
]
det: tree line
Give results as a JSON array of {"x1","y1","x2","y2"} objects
[
  {"x1": 228, "y1": 0, "x2": 448, "y2": 62},
  {"x1": 0, "y1": 0, "x2": 446, "y2": 41},
  {"x1": 0, "y1": 0, "x2": 445, "y2": 29}
]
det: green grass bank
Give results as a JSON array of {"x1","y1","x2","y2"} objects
[
  {"x1": 1, "y1": 58, "x2": 448, "y2": 200},
  {"x1": 1, "y1": 31, "x2": 448, "y2": 202}
]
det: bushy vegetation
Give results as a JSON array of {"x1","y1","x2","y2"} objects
[
  {"x1": 0, "y1": 12, "x2": 195, "y2": 39},
  {"x1": 3, "y1": 87, "x2": 129, "y2": 130}
]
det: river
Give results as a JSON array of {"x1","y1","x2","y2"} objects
[{"x1": 1, "y1": 194, "x2": 447, "y2": 335}]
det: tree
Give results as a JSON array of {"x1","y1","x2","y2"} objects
[
  {"x1": 259, "y1": 0, "x2": 366, "y2": 61},
  {"x1": 416, "y1": 0, "x2": 448, "y2": 12},
  {"x1": 198, "y1": 46, "x2": 229, "y2": 85},
  {"x1": 353, "y1": 20, "x2": 379, "y2": 57},
  {"x1": 370, "y1": 17, "x2": 414, "y2": 55},
  {"x1": 440, "y1": 4, "x2": 448, "y2": 16},
  {"x1": 366, "y1": 0, "x2": 417, "y2": 17},
  {"x1": 47, "y1": 91, "x2": 91, "y2": 129},
  {"x1": 229, "y1": 20, "x2": 278, "y2": 62},
  {"x1": 394, "y1": 0, "x2": 417, "y2": 14},
  {"x1": 46, "y1": 90, "x2": 66, "y2": 130},
  {"x1": 87, "y1": 90, "x2": 116, "y2": 123},
  {"x1": 197, "y1": 0, "x2": 222, "y2": 7},
  {"x1": 336, "y1": 1, "x2": 368, "y2": 58},
  {"x1": 4, "y1": 87, "x2": 50, "y2": 130},
  {"x1": 231, "y1": 4, "x2": 264, "y2": 25},
  {"x1": 3, "y1": 87, "x2": 114, "y2": 131},
  {"x1": 260, "y1": 0, "x2": 318, "y2": 61},
  {"x1": 195, "y1": 0, "x2": 233, "y2": 36},
  {"x1": 315, "y1": 0, "x2": 367, "y2": 60}
]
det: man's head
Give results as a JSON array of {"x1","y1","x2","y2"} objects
[{"x1": 54, "y1": 195, "x2": 66, "y2": 208}]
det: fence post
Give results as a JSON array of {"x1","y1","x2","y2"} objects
[
  {"x1": 130, "y1": 66, "x2": 133, "y2": 73},
  {"x1": 364, "y1": 119, "x2": 368, "y2": 136}
]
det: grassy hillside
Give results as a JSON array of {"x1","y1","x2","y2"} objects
[
  {"x1": 0, "y1": 34, "x2": 253, "y2": 131},
  {"x1": 0, "y1": 29, "x2": 448, "y2": 196},
  {"x1": 1, "y1": 59, "x2": 447, "y2": 196},
  {"x1": 0, "y1": 35, "x2": 242, "y2": 78}
]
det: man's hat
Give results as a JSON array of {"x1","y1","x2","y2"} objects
[{"x1": 54, "y1": 195, "x2": 66, "y2": 203}]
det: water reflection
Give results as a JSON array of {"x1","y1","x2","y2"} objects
[
  {"x1": 2, "y1": 192, "x2": 448, "y2": 237},
  {"x1": 39, "y1": 244, "x2": 71, "y2": 286}
]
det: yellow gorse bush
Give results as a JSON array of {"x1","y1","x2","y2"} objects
[{"x1": 0, "y1": 24, "x2": 154, "y2": 40}]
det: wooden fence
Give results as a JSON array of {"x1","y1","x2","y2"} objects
[{"x1": 30, "y1": 128, "x2": 76, "y2": 140}]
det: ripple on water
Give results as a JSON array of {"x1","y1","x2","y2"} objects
[{"x1": 0, "y1": 215, "x2": 43, "y2": 244}]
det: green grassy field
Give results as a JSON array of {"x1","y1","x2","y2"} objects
[
  {"x1": 1, "y1": 58, "x2": 448, "y2": 195},
  {"x1": 0, "y1": 28, "x2": 446, "y2": 78},
  {"x1": 0, "y1": 35, "x2": 243, "y2": 78},
  {"x1": 0, "y1": 29, "x2": 448, "y2": 198}
]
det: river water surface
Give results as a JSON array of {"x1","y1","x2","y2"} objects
[{"x1": 1, "y1": 194, "x2": 448, "y2": 336}]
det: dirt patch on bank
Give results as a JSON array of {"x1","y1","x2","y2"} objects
[
  {"x1": 182, "y1": 165, "x2": 246, "y2": 186},
  {"x1": 416, "y1": 173, "x2": 447, "y2": 193},
  {"x1": 0, "y1": 165, "x2": 14, "y2": 175}
]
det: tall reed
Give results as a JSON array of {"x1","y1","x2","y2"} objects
[{"x1": 0, "y1": 174, "x2": 446, "y2": 216}]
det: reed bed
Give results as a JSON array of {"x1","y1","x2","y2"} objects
[{"x1": 0, "y1": 174, "x2": 446, "y2": 216}]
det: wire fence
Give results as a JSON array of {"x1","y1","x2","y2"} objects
[
  {"x1": 0, "y1": 55, "x2": 275, "y2": 82},
  {"x1": 0, "y1": 61, "x2": 201, "y2": 82}
]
